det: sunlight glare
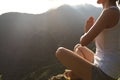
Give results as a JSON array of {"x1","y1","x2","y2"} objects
[
  {"x1": 59, "y1": 0, "x2": 86, "y2": 5},
  {"x1": 0, "y1": 0, "x2": 54, "y2": 14},
  {"x1": 0, "y1": 0, "x2": 99, "y2": 15}
]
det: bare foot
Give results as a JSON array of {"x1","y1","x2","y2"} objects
[{"x1": 84, "y1": 16, "x2": 95, "y2": 32}]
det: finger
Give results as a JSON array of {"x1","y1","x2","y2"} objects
[{"x1": 87, "y1": 16, "x2": 94, "y2": 23}]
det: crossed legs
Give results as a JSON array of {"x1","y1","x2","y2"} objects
[{"x1": 55, "y1": 44, "x2": 94, "y2": 80}]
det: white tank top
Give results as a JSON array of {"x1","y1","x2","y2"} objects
[{"x1": 94, "y1": 7, "x2": 120, "y2": 79}]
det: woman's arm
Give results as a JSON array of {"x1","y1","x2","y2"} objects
[{"x1": 80, "y1": 8, "x2": 119, "y2": 46}]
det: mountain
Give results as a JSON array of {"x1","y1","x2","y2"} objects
[{"x1": 0, "y1": 4, "x2": 101, "y2": 80}]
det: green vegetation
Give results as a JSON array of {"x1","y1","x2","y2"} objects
[
  {"x1": 21, "y1": 63, "x2": 65, "y2": 80},
  {"x1": 0, "y1": 75, "x2": 2, "y2": 80}
]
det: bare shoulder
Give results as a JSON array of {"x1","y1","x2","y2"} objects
[
  {"x1": 102, "y1": 7, "x2": 119, "y2": 28},
  {"x1": 103, "y1": 6, "x2": 119, "y2": 16}
]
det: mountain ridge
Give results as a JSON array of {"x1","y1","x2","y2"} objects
[{"x1": 0, "y1": 4, "x2": 101, "y2": 80}]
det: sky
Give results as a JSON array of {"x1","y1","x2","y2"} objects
[{"x1": 0, "y1": 0, "x2": 101, "y2": 15}]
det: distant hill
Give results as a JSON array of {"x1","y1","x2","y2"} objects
[{"x1": 0, "y1": 4, "x2": 101, "y2": 80}]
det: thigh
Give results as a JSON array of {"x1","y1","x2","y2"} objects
[{"x1": 56, "y1": 47, "x2": 93, "y2": 80}]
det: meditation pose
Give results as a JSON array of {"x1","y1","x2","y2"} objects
[{"x1": 56, "y1": 0, "x2": 120, "y2": 80}]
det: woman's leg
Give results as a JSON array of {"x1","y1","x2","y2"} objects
[
  {"x1": 66, "y1": 44, "x2": 95, "y2": 79},
  {"x1": 56, "y1": 47, "x2": 94, "y2": 80},
  {"x1": 74, "y1": 44, "x2": 94, "y2": 63}
]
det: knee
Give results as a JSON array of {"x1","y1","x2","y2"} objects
[
  {"x1": 77, "y1": 46, "x2": 86, "y2": 51},
  {"x1": 55, "y1": 47, "x2": 66, "y2": 58}
]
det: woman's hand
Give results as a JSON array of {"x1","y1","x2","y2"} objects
[{"x1": 84, "y1": 16, "x2": 95, "y2": 33}]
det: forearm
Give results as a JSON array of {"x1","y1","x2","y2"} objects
[
  {"x1": 80, "y1": 33, "x2": 89, "y2": 46},
  {"x1": 80, "y1": 17, "x2": 95, "y2": 46}
]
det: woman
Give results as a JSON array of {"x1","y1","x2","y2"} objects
[{"x1": 55, "y1": 0, "x2": 120, "y2": 80}]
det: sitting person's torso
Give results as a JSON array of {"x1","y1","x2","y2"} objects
[{"x1": 94, "y1": 6, "x2": 120, "y2": 79}]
